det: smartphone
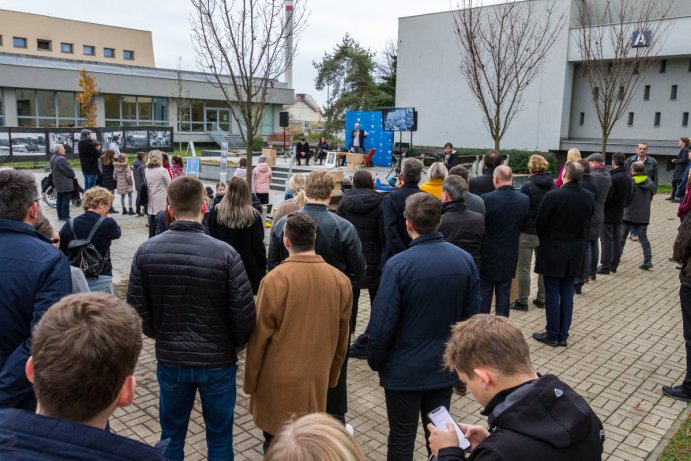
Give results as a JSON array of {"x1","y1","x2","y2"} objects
[{"x1": 427, "y1": 406, "x2": 471, "y2": 450}]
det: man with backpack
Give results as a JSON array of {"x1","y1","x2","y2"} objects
[{"x1": 59, "y1": 187, "x2": 121, "y2": 293}]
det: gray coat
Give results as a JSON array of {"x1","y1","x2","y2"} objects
[
  {"x1": 50, "y1": 154, "x2": 75, "y2": 193},
  {"x1": 588, "y1": 167, "x2": 612, "y2": 240},
  {"x1": 132, "y1": 159, "x2": 146, "y2": 191},
  {"x1": 623, "y1": 176, "x2": 654, "y2": 225}
]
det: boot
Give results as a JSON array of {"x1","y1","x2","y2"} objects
[
  {"x1": 128, "y1": 208, "x2": 135, "y2": 215},
  {"x1": 109, "y1": 207, "x2": 119, "y2": 214}
]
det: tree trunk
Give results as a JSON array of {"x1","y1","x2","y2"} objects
[
  {"x1": 601, "y1": 130, "x2": 608, "y2": 159},
  {"x1": 494, "y1": 137, "x2": 501, "y2": 151},
  {"x1": 245, "y1": 128, "x2": 254, "y2": 192}
]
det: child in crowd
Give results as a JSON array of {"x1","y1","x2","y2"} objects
[
  {"x1": 113, "y1": 154, "x2": 135, "y2": 215},
  {"x1": 253, "y1": 156, "x2": 272, "y2": 205},
  {"x1": 170, "y1": 155, "x2": 184, "y2": 179},
  {"x1": 161, "y1": 153, "x2": 172, "y2": 178},
  {"x1": 234, "y1": 158, "x2": 248, "y2": 178},
  {"x1": 213, "y1": 181, "x2": 226, "y2": 207},
  {"x1": 100, "y1": 149, "x2": 118, "y2": 213}
]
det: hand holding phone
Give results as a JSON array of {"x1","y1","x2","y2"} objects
[{"x1": 427, "y1": 406, "x2": 471, "y2": 450}]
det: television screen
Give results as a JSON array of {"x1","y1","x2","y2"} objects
[{"x1": 382, "y1": 107, "x2": 416, "y2": 131}]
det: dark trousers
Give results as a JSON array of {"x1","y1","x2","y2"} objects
[
  {"x1": 544, "y1": 276, "x2": 575, "y2": 342},
  {"x1": 620, "y1": 223, "x2": 652, "y2": 264},
  {"x1": 577, "y1": 239, "x2": 599, "y2": 284},
  {"x1": 600, "y1": 223, "x2": 624, "y2": 270},
  {"x1": 256, "y1": 193, "x2": 269, "y2": 205},
  {"x1": 479, "y1": 279, "x2": 511, "y2": 317},
  {"x1": 326, "y1": 329, "x2": 351, "y2": 421},
  {"x1": 672, "y1": 180, "x2": 681, "y2": 199},
  {"x1": 295, "y1": 152, "x2": 309, "y2": 165},
  {"x1": 680, "y1": 285, "x2": 691, "y2": 394},
  {"x1": 135, "y1": 188, "x2": 144, "y2": 214},
  {"x1": 262, "y1": 432, "x2": 274, "y2": 454},
  {"x1": 148, "y1": 214, "x2": 157, "y2": 238},
  {"x1": 384, "y1": 386, "x2": 453, "y2": 461},
  {"x1": 56, "y1": 192, "x2": 71, "y2": 220},
  {"x1": 351, "y1": 287, "x2": 378, "y2": 336},
  {"x1": 83, "y1": 173, "x2": 98, "y2": 190}
]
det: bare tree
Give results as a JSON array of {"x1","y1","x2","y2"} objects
[
  {"x1": 453, "y1": 0, "x2": 566, "y2": 150},
  {"x1": 575, "y1": 0, "x2": 677, "y2": 155},
  {"x1": 190, "y1": 0, "x2": 307, "y2": 189},
  {"x1": 173, "y1": 57, "x2": 191, "y2": 153}
]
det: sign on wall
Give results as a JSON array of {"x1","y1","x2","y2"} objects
[{"x1": 632, "y1": 30, "x2": 652, "y2": 48}]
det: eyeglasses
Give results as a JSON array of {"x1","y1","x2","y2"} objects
[
  {"x1": 50, "y1": 238, "x2": 60, "y2": 244},
  {"x1": 33, "y1": 195, "x2": 44, "y2": 204}
]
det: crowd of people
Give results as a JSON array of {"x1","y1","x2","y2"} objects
[{"x1": 1, "y1": 133, "x2": 690, "y2": 461}]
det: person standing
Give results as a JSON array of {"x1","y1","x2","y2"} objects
[
  {"x1": 382, "y1": 158, "x2": 423, "y2": 265},
  {"x1": 128, "y1": 176, "x2": 256, "y2": 461},
  {"x1": 295, "y1": 138, "x2": 311, "y2": 166},
  {"x1": 419, "y1": 162, "x2": 448, "y2": 199},
  {"x1": 77, "y1": 129, "x2": 101, "y2": 190},
  {"x1": 620, "y1": 161, "x2": 655, "y2": 270},
  {"x1": 438, "y1": 175, "x2": 485, "y2": 269},
  {"x1": 585, "y1": 153, "x2": 612, "y2": 283},
  {"x1": 664, "y1": 212, "x2": 691, "y2": 402},
  {"x1": 625, "y1": 142, "x2": 658, "y2": 189},
  {"x1": 0, "y1": 169, "x2": 71, "y2": 411},
  {"x1": 335, "y1": 170, "x2": 385, "y2": 359},
  {"x1": 469, "y1": 151, "x2": 501, "y2": 196},
  {"x1": 113, "y1": 154, "x2": 135, "y2": 215},
  {"x1": 107, "y1": 134, "x2": 121, "y2": 157},
  {"x1": 670, "y1": 137, "x2": 690, "y2": 202},
  {"x1": 349, "y1": 122, "x2": 367, "y2": 154},
  {"x1": 244, "y1": 212, "x2": 352, "y2": 451},
  {"x1": 367, "y1": 192, "x2": 479, "y2": 461},
  {"x1": 533, "y1": 162, "x2": 594, "y2": 347},
  {"x1": 448, "y1": 165, "x2": 485, "y2": 215},
  {"x1": 479, "y1": 166, "x2": 529, "y2": 317},
  {"x1": 268, "y1": 171, "x2": 365, "y2": 425},
  {"x1": 511, "y1": 154, "x2": 553, "y2": 311},
  {"x1": 442, "y1": 142, "x2": 459, "y2": 171},
  {"x1": 50, "y1": 143, "x2": 76, "y2": 222},
  {"x1": 132, "y1": 152, "x2": 147, "y2": 217},
  {"x1": 170, "y1": 156, "x2": 184, "y2": 179},
  {"x1": 598, "y1": 152, "x2": 633, "y2": 275},
  {"x1": 144, "y1": 151, "x2": 171, "y2": 238},
  {"x1": 209, "y1": 177, "x2": 267, "y2": 295},
  {"x1": 100, "y1": 150, "x2": 119, "y2": 214},
  {"x1": 252, "y1": 156, "x2": 272, "y2": 205}
]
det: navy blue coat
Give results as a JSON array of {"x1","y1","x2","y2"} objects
[
  {"x1": 367, "y1": 233, "x2": 479, "y2": 391},
  {"x1": 480, "y1": 186, "x2": 529, "y2": 282},
  {"x1": 381, "y1": 183, "x2": 420, "y2": 264},
  {"x1": 0, "y1": 220, "x2": 71, "y2": 410},
  {"x1": 0, "y1": 408, "x2": 165, "y2": 460}
]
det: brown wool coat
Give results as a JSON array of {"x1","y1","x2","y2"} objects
[{"x1": 243, "y1": 254, "x2": 352, "y2": 435}]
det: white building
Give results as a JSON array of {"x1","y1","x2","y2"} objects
[
  {"x1": 284, "y1": 93, "x2": 323, "y2": 132},
  {"x1": 396, "y1": 0, "x2": 691, "y2": 160}
]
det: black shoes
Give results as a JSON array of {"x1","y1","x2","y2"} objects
[
  {"x1": 574, "y1": 284, "x2": 583, "y2": 295},
  {"x1": 532, "y1": 299, "x2": 545, "y2": 309},
  {"x1": 348, "y1": 342, "x2": 367, "y2": 359},
  {"x1": 639, "y1": 262, "x2": 653, "y2": 270},
  {"x1": 662, "y1": 385, "x2": 691, "y2": 402},
  {"x1": 532, "y1": 331, "x2": 559, "y2": 347},
  {"x1": 109, "y1": 208, "x2": 119, "y2": 214},
  {"x1": 128, "y1": 208, "x2": 136, "y2": 215},
  {"x1": 509, "y1": 300, "x2": 528, "y2": 311},
  {"x1": 596, "y1": 266, "x2": 610, "y2": 275}
]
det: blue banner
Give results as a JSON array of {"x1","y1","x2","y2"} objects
[{"x1": 345, "y1": 111, "x2": 393, "y2": 167}]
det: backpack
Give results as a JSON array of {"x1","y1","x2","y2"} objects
[{"x1": 66, "y1": 217, "x2": 107, "y2": 278}]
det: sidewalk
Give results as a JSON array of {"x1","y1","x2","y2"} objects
[{"x1": 33, "y1": 169, "x2": 690, "y2": 460}]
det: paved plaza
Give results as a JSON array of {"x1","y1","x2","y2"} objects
[{"x1": 34, "y1": 168, "x2": 690, "y2": 460}]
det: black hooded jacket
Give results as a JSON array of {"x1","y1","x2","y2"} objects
[
  {"x1": 438, "y1": 374, "x2": 604, "y2": 461},
  {"x1": 336, "y1": 188, "x2": 385, "y2": 289},
  {"x1": 519, "y1": 173, "x2": 554, "y2": 235}
]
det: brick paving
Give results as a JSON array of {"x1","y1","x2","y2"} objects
[{"x1": 34, "y1": 168, "x2": 690, "y2": 460}]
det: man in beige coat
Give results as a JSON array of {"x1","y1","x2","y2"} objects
[{"x1": 244, "y1": 212, "x2": 352, "y2": 452}]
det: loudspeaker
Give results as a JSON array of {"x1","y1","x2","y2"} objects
[{"x1": 279, "y1": 111, "x2": 289, "y2": 128}]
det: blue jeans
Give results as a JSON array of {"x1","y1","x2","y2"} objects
[
  {"x1": 544, "y1": 276, "x2": 575, "y2": 342},
  {"x1": 479, "y1": 279, "x2": 511, "y2": 317},
  {"x1": 621, "y1": 224, "x2": 652, "y2": 264},
  {"x1": 157, "y1": 363, "x2": 237, "y2": 461},
  {"x1": 56, "y1": 192, "x2": 71, "y2": 220},
  {"x1": 678, "y1": 164, "x2": 691, "y2": 199},
  {"x1": 83, "y1": 173, "x2": 98, "y2": 190}
]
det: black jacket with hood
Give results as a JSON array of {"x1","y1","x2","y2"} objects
[
  {"x1": 519, "y1": 173, "x2": 554, "y2": 235},
  {"x1": 623, "y1": 174, "x2": 654, "y2": 225},
  {"x1": 336, "y1": 188, "x2": 385, "y2": 289},
  {"x1": 438, "y1": 374, "x2": 604, "y2": 461}
]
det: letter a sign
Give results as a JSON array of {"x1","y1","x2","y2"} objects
[{"x1": 632, "y1": 30, "x2": 652, "y2": 48}]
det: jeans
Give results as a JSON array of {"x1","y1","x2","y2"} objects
[
  {"x1": 516, "y1": 233, "x2": 544, "y2": 303},
  {"x1": 621, "y1": 223, "x2": 652, "y2": 264},
  {"x1": 680, "y1": 285, "x2": 691, "y2": 394},
  {"x1": 351, "y1": 287, "x2": 378, "y2": 334},
  {"x1": 672, "y1": 179, "x2": 681, "y2": 199},
  {"x1": 83, "y1": 173, "x2": 98, "y2": 190},
  {"x1": 678, "y1": 164, "x2": 691, "y2": 199},
  {"x1": 120, "y1": 192, "x2": 133, "y2": 209},
  {"x1": 577, "y1": 239, "x2": 599, "y2": 284},
  {"x1": 56, "y1": 192, "x2": 71, "y2": 220},
  {"x1": 600, "y1": 223, "x2": 624, "y2": 270},
  {"x1": 157, "y1": 363, "x2": 237, "y2": 461},
  {"x1": 544, "y1": 276, "x2": 575, "y2": 342},
  {"x1": 87, "y1": 275, "x2": 113, "y2": 293},
  {"x1": 384, "y1": 386, "x2": 453, "y2": 461},
  {"x1": 136, "y1": 188, "x2": 145, "y2": 214},
  {"x1": 479, "y1": 279, "x2": 511, "y2": 317}
]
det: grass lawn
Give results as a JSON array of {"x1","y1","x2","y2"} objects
[{"x1": 659, "y1": 413, "x2": 691, "y2": 461}]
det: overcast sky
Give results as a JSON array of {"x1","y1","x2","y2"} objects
[{"x1": 0, "y1": 0, "x2": 502, "y2": 107}]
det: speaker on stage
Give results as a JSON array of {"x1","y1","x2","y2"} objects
[{"x1": 279, "y1": 111, "x2": 289, "y2": 128}]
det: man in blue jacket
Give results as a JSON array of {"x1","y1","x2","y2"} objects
[
  {"x1": 0, "y1": 169, "x2": 71, "y2": 411},
  {"x1": 0, "y1": 293, "x2": 165, "y2": 460},
  {"x1": 368, "y1": 192, "x2": 479, "y2": 461}
]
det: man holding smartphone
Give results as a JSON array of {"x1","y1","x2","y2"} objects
[{"x1": 428, "y1": 315, "x2": 604, "y2": 460}]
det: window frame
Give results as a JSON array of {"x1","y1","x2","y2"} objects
[
  {"x1": 12, "y1": 37, "x2": 27, "y2": 49},
  {"x1": 36, "y1": 39, "x2": 52, "y2": 51},
  {"x1": 654, "y1": 112, "x2": 661, "y2": 127},
  {"x1": 123, "y1": 50, "x2": 135, "y2": 61},
  {"x1": 60, "y1": 42, "x2": 74, "y2": 54},
  {"x1": 103, "y1": 47, "x2": 115, "y2": 59},
  {"x1": 83, "y1": 45, "x2": 96, "y2": 56}
]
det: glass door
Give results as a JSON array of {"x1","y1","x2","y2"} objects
[
  {"x1": 205, "y1": 109, "x2": 218, "y2": 132},
  {"x1": 205, "y1": 108, "x2": 232, "y2": 132}
]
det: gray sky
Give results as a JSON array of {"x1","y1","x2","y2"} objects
[{"x1": 0, "y1": 1, "x2": 499, "y2": 107}]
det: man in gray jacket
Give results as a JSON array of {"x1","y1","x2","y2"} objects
[
  {"x1": 50, "y1": 144, "x2": 76, "y2": 222},
  {"x1": 620, "y1": 161, "x2": 655, "y2": 269}
]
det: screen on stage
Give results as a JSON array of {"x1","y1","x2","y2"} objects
[{"x1": 382, "y1": 107, "x2": 416, "y2": 131}]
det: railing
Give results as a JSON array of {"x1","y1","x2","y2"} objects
[{"x1": 208, "y1": 122, "x2": 245, "y2": 149}]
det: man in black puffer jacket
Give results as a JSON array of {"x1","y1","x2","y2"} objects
[
  {"x1": 127, "y1": 176, "x2": 255, "y2": 461},
  {"x1": 598, "y1": 152, "x2": 634, "y2": 274},
  {"x1": 428, "y1": 315, "x2": 604, "y2": 461},
  {"x1": 77, "y1": 129, "x2": 102, "y2": 190}
]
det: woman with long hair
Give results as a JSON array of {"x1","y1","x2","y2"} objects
[
  {"x1": 209, "y1": 176, "x2": 267, "y2": 293},
  {"x1": 144, "y1": 150, "x2": 171, "y2": 238},
  {"x1": 100, "y1": 149, "x2": 118, "y2": 213},
  {"x1": 555, "y1": 148, "x2": 581, "y2": 188},
  {"x1": 272, "y1": 173, "x2": 306, "y2": 225}
]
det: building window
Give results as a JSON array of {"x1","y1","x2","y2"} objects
[
  {"x1": 654, "y1": 112, "x2": 661, "y2": 127},
  {"x1": 0, "y1": 35, "x2": 3, "y2": 46},
  {"x1": 37, "y1": 39, "x2": 51, "y2": 51},
  {"x1": 83, "y1": 45, "x2": 95, "y2": 56},
  {"x1": 660, "y1": 59, "x2": 667, "y2": 73},
  {"x1": 683, "y1": 112, "x2": 689, "y2": 128},
  {"x1": 688, "y1": 59, "x2": 691, "y2": 72},
  {"x1": 644, "y1": 85, "x2": 650, "y2": 101},
  {"x1": 0, "y1": 91, "x2": 4, "y2": 127},
  {"x1": 16, "y1": 89, "x2": 82, "y2": 127},
  {"x1": 104, "y1": 47, "x2": 115, "y2": 58},
  {"x1": 104, "y1": 95, "x2": 169, "y2": 127},
  {"x1": 13, "y1": 37, "x2": 27, "y2": 48},
  {"x1": 578, "y1": 112, "x2": 585, "y2": 126},
  {"x1": 123, "y1": 50, "x2": 134, "y2": 61},
  {"x1": 671, "y1": 85, "x2": 678, "y2": 100},
  {"x1": 627, "y1": 112, "x2": 634, "y2": 126},
  {"x1": 60, "y1": 42, "x2": 73, "y2": 54}
]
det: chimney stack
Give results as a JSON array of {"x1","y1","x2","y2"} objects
[{"x1": 284, "y1": 0, "x2": 294, "y2": 89}]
